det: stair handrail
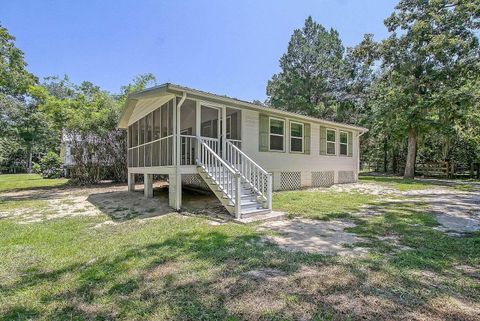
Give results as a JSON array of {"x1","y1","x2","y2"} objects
[
  {"x1": 197, "y1": 138, "x2": 240, "y2": 212},
  {"x1": 225, "y1": 140, "x2": 272, "y2": 210}
]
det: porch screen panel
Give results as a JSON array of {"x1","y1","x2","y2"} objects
[
  {"x1": 132, "y1": 122, "x2": 138, "y2": 147},
  {"x1": 128, "y1": 125, "x2": 132, "y2": 148},
  {"x1": 161, "y1": 102, "x2": 169, "y2": 137},
  {"x1": 152, "y1": 141, "x2": 160, "y2": 166},
  {"x1": 139, "y1": 146, "x2": 145, "y2": 167},
  {"x1": 132, "y1": 147, "x2": 138, "y2": 167},
  {"x1": 153, "y1": 109, "x2": 160, "y2": 140},
  {"x1": 146, "y1": 113, "x2": 152, "y2": 143},
  {"x1": 145, "y1": 144, "x2": 151, "y2": 167},
  {"x1": 168, "y1": 100, "x2": 174, "y2": 136},
  {"x1": 139, "y1": 118, "x2": 145, "y2": 145}
]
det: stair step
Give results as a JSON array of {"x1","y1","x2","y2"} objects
[
  {"x1": 240, "y1": 208, "x2": 271, "y2": 217},
  {"x1": 237, "y1": 211, "x2": 284, "y2": 224}
]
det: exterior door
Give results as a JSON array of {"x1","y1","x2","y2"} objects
[{"x1": 200, "y1": 105, "x2": 220, "y2": 153}]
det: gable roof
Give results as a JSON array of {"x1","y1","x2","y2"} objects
[{"x1": 118, "y1": 83, "x2": 368, "y2": 133}]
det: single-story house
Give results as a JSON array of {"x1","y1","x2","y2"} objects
[{"x1": 118, "y1": 83, "x2": 368, "y2": 220}]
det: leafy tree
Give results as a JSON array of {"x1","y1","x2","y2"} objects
[
  {"x1": 266, "y1": 16, "x2": 349, "y2": 120},
  {"x1": 0, "y1": 24, "x2": 36, "y2": 97},
  {"x1": 32, "y1": 151, "x2": 62, "y2": 178},
  {"x1": 0, "y1": 24, "x2": 48, "y2": 172},
  {"x1": 34, "y1": 74, "x2": 156, "y2": 184},
  {"x1": 360, "y1": 0, "x2": 479, "y2": 178}
]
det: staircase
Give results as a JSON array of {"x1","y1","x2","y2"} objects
[{"x1": 196, "y1": 138, "x2": 272, "y2": 220}]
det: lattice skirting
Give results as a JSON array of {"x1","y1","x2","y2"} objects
[
  {"x1": 280, "y1": 171, "x2": 301, "y2": 190},
  {"x1": 338, "y1": 170, "x2": 355, "y2": 184},
  {"x1": 311, "y1": 171, "x2": 334, "y2": 187},
  {"x1": 182, "y1": 174, "x2": 210, "y2": 191}
]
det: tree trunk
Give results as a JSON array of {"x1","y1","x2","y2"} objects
[{"x1": 404, "y1": 128, "x2": 417, "y2": 179}]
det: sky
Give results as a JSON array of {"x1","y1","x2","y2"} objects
[{"x1": 2, "y1": 0, "x2": 397, "y2": 101}]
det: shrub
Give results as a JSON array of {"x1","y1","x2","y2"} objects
[{"x1": 33, "y1": 152, "x2": 63, "y2": 178}]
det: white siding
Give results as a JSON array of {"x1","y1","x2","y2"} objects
[{"x1": 241, "y1": 109, "x2": 359, "y2": 190}]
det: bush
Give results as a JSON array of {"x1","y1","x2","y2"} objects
[{"x1": 33, "y1": 152, "x2": 63, "y2": 178}]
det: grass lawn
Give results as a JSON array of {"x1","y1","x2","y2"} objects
[
  {"x1": 0, "y1": 173, "x2": 68, "y2": 193},
  {"x1": 359, "y1": 175, "x2": 436, "y2": 191},
  {"x1": 273, "y1": 190, "x2": 377, "y2": 220},
  {"x1": 1, "y1": 174, "x2": 479, "y2": 320}
]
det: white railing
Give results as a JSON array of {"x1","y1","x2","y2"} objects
[
  {"x1": 227, "y1": 139, "x2": 241, "y2": 149},
  {"x1": 197, "y1": 138, "x2": 242, "y2": 217},
  {"x1": 201, "y1": 137, "x2": 220, "y2": 154},
  {"x1": 225, "y1": 140, "x2": 272, "y2": 210},
  {"x1": 180, "y1": 135, "x2": 196, "y2": 165}
]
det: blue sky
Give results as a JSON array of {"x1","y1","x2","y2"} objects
[{"x1": 2, "y1": 0, "x2": 397, "y2": 101}]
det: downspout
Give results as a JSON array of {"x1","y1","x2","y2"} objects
[{"x1": 174, "y1": 92, "x2": 187, "y2": 210}]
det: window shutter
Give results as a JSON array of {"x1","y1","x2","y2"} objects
[
  {"x1": 319, "y1": 126, "x2": 326, "y2": 155},
  {"x1": 348, "y1": 131, "x2": 353, "y2": 157},
  {"x1": 304, "y1": 123, "x2": 311, "y2": 154},
  {"x1": 259, "y1": 114, "x2": 269, "y2": 152}
]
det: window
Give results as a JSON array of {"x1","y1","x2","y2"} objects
[
  {"x1": 153, "y1": 109, "x2": 160, "y2": 140},
  {"x1": 269, "y1": 118, "x2": 285, "y2": 151},
  {"x1": 290, "y1": 122, "x2": 304, "y2": 153},
  {"x1": 340, "y1": 131, "x2": 348, "y2": 156},
  {"x1": 326, "y1": 129, "x2": 336, "y2": 155}
]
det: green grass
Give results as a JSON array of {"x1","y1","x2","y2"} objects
[
  {"x1": 0, "y1": 174, "x2": 68, "y2": 193},
  {"x1": 273, "y1": 190, "x2": 376, "y2": 220},
  {"x1": 359, "y1": 175, "x2": 437, "y2": 191},
  {"x1": 1, "y1": 179, "x2": 479, "y2": 320}
]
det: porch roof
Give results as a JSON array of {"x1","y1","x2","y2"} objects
[{"x1": 118, "y1": 83, "x2": 368, "y2": 133}]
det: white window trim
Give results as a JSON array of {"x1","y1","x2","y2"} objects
[
  {"x1": 290, "y1": 121, "x2": 304, "y2": 153},
  {"x1": 268, "y1": 117, "x2": 285, "y2": 152},
  {"x1": 326, "y1": 128, "x2": 337, "y2": 156},
  {"x1": 339, "y1": 130, "x2": 349, "y2": 156}
]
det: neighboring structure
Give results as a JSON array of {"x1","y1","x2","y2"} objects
[
  {"x1": 59, "y1": 130, "x2": 75, "y2": 176},
  {"x1": 118, "y1": 83, "x2": 367, "y2": 219}
]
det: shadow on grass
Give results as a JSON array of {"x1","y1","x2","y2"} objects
[{"x1": 2, "y1": 210, "x2": 480, "y2": 320}]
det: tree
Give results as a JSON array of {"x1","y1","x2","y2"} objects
[
  {"x1": 0, "y1": 24, "x2": 37, "y2": 97},
  {"x1": 362, "y1": 0, "x2": 479, "y2": 178},
  {"x1": 266, "y1": 16, "x2": 349, "y2": 120},
  {"x1": 0, "y1": 24, "x2": 44, "y2": 172},
  {"x1": 34, "y1": 74, "x2": 156, "y2": 184}
]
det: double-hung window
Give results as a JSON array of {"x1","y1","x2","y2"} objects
[
  {"x1": 326, "y1": 129, "x2": 336, "y2": 155},
  {"x1": 290, "y1": 121, "x2": 304, "y2": 153},
  {"x1": 340, "y1": 131, "x2": 348, "y2": 156},
  {"x1": 269, "y1": 118, "x2": 285, "y2": 151}
]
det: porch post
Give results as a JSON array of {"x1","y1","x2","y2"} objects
[
  {"x1": 144, "y1": 174, "x2": 153, "y2": 198},
  {"x1": 168, "y1": 173, "x2": 182, "y2": 210},
  {"x1": 221, "y1": 105, "x2": 227, "y2": 159},
  {"x1": 196, "y1": 100, "x2": 201, "y2": 162},
  {"x1": 128, "y1": 172, "x2": 135, "y2": 192},
  {"x1": 170, "y1": 93, "x2": 186, "y2": 210}
]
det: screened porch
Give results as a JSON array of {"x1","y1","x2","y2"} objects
[{"x1": 127, "y1": 97, "x2": 242, "y2": 169}]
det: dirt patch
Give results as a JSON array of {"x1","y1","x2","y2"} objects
[
  {"x1": 259, "y1": 218, "x2": 369, "y2": 256},
  {"x1": 0, "y1": 181, "x2": 226, "y2": 224}
]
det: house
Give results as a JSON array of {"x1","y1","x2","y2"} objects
[{"x1": 118, "y1": 83, "x2": 368, "y2": 220}]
